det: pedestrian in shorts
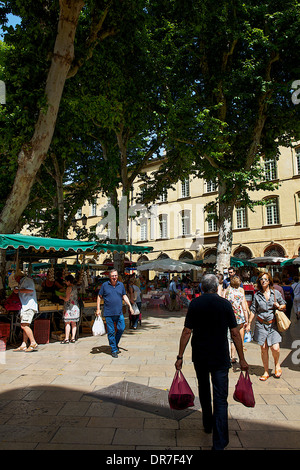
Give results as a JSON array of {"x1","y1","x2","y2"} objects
[{"x1": 13, "y1": 271, "x2": 38, "y2": 352}]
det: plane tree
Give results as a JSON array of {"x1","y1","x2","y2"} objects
[
  {"x1": 140, "y1": 0, "x2": 300, "y2": 271},
  {"x1": 0, "y1": 0, "x2": 141, "y2": 234}
]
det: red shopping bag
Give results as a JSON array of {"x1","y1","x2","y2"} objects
[
  {"x1": 233, "y1": 371, "x2": 255, "y2": 408},
  {"x1": 168, "y1": 370, "x2": 195, "y2": 410}
]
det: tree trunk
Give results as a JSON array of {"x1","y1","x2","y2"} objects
[
  {"x1": 50, "y1": 153, "x2": 65, "y2": 238},
  {"x1": 0, "y1": 0, "x2": 84, "y2": 234},
  {"x1": 215, "y1": 182, "x2": 235, "y2": 273}
]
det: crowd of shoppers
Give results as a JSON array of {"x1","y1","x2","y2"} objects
[{"x1": 10, "y1": 263, "x2": 299, "y2": 451}]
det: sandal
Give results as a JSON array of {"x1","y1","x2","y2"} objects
[
  {"x1": 25, "y1": 343, "x2": 38, "y2": 352},
  {"x1": 274, "y1": 368, "x2": 282, "y2": 378},
  {"x1": 259, "y1": 373, "x2": 270, "y2": 381},
  {"x1": 61, "y1": 339, "x2": 69, "y2": 344},
  {"x1": 13, "y1": 346, "x2": 27, "y2": 352},
  {"x1": 70, "y1": 339, "x2": 76, "y2": 343}
]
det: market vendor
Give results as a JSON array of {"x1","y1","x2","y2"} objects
[
  {"x1": 13, "y1": 271, "x2": 39, "y2": 352},
  {"x1": 42, "y1": 270, "x2": 64, "y2": 301}
]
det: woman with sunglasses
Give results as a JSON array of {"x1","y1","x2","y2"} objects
[{"x1": 249, "y1": 272, "x2": 286, "y2": 381}]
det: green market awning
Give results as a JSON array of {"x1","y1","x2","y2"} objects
[
  {"x1": 92, "y1": 243, "x2": 152, "y2": 255},
  {"x1": 0, "y1": 234, "x2": 153, "y2": 260},
  {"x1": 186, "y1": 256, "x2": 257, "y2": 268},
  {"x1": 280, "y1": 257, "x2": 300, "y2": 266}
]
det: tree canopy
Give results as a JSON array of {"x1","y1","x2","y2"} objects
[
  {"x1": 1, "y1": 0, "x2": 300, "y2": 270},
  {"x1": 139, "y1": 0, "x2": 300, "y2": 270}
]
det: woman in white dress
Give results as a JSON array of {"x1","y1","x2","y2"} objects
[{"x1": 59, "y1": 274, "x2": 80, "y2": 343}]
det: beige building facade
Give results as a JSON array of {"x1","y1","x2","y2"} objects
[{"x1": 76, "y1": 144, "x2": 300, "y2": 269}]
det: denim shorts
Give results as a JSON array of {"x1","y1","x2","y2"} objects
[{"x1": 20, "y1": 309, "x2": 36, "y2": 324}]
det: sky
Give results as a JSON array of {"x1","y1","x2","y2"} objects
[{"x1": 0, "y1": 13, "x2": 20, "y2": 39}]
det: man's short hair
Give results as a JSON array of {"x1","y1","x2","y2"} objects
[
  {"x1": 109, "y1": 269, "x2": 118, "y2": 276},
  {"x1": 201, "y1": 274, "x2": 218, "y2": 293}
]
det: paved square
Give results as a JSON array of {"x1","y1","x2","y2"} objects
[{"x1": 0, "y1": 307, "x2": 299, "y2": 450}]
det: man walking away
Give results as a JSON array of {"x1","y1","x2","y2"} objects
[{"x1": 175, "y1": 274, "x2": 248, "y2": 450}]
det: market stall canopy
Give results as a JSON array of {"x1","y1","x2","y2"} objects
[
  {"x1": 280, "y1": 257, "x2": 300, "y2": 266},
  {"x1": 1, "y1": 234, "x2": 153, "y2": 261},
  {"x1": 186, "y1": 256, "x2": 257, "y2": 267},
  {"x1": 137, "y1": 258, "x2": 203, "y2": 272},
  {"x1": 92, "y1": 243, "x2": 151, "y2": 255},
  {"x1": 249, "y1": 256, "x2": 286, "y2": 266}
]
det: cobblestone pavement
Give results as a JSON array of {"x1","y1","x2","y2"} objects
[{"x1": 0, "y1": 305, "x2": 299, "y2": 451}]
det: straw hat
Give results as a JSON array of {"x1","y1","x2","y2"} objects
[{"x1": 8, "y1": 273, "x2": 18, "y2": 288}]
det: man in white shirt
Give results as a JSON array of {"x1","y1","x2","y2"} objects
[{"x1": 13, "y1": 272, "x2": 39, "y2": 352}]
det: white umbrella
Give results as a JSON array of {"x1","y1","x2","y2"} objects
[
  {"x1": 136, "y1": 258, "x2": 202, "y2": 272},
  {"x1": 249, "y1": 256, "x2": 287, "y2": 265}
]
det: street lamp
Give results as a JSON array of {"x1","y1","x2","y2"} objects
[{"x1": 72, "y1": 214, "x2": 88, "y2": 229}]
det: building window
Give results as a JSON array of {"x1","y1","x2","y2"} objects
[
  {"x1": 264, "y1": 244, "x2": 285, "y2": 257},
  {"x1": 159, "y1": 214, "x2": 168, "y2": 239},
  {"x1": 138, "y1": 185, "x2": 146, "y2": 203},
  {"x1": 91, "y1": 203, "x2": 97, "y2": 216},
  {"x1": 206, "y1": 180, "x2": 217, "y2": 193},
  {"x1": 207, "y1": 209, "x2": 217, "y2": 232},
  {"x1": 180, "y1": 210, "x2": 191, "y2": 236},
  {"x1": 233, "y1": 246, "x2": 252, "y2": 260},
  {"x1": 264, "y1": 157, "x2": 277, "y2": 181},
  {"x1": 203, "y1": 248, "x2": 217, "y2": 263},
  {"x1": 181, "y1": 179, "x2": 190, "y2": 198},
  {"x1": 158, "y1": 188, "x2": 168, "y2": 203},
  {"x1": 296, "y1": 192, "x2": 300, "y2": 222},
  {"x1": 265, "y1": 198, "x2": 279, "y2": 225},
  {"x1": 296, "y1": 148, "x2": 300, "y2": 175},
  {"x1": 179, "y1": 251, "x2": 193, "y2": 260},
  {"x1": 140, "y1": 219, "x2": 148, "y2": 241},
  {"x1": 236, "y1": 207, "x2": 247, "y2": 229}
]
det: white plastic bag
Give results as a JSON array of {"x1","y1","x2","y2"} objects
[
  {"x1": 92, "y1": 316, "x2": 106, "y2": 336},
  {"x1": 132, "y1": 302, "x2": 140, "y2": 316},
  {"x1": 244, "y1": 331, "x2": 252, "y2": 343}
]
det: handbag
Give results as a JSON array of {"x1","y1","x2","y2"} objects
[
  {"x1": 274, "y1": 309, "x2": 291, "y2": 332},
  {"x1": 92, "y1": 316, "x2": 106, "y2": 336},
  {"x1": 168, "y1": 370, "x2": 195, "y2": 410},
  {"x1": 233, "y1": 371, "x2": 255, "y2": 408}
]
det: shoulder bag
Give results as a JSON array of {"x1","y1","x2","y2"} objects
[{"x1": 274, "y1": 309, "x2": 291, "y2": 332}]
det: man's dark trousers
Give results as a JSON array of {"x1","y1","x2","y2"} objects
[{"x1": 193, "y1": 363, "x2": 229, "y2": 450}]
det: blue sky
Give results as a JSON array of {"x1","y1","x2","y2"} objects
[{"x1": 0, "y1": 13, "x2": 21, "y2": 38}]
